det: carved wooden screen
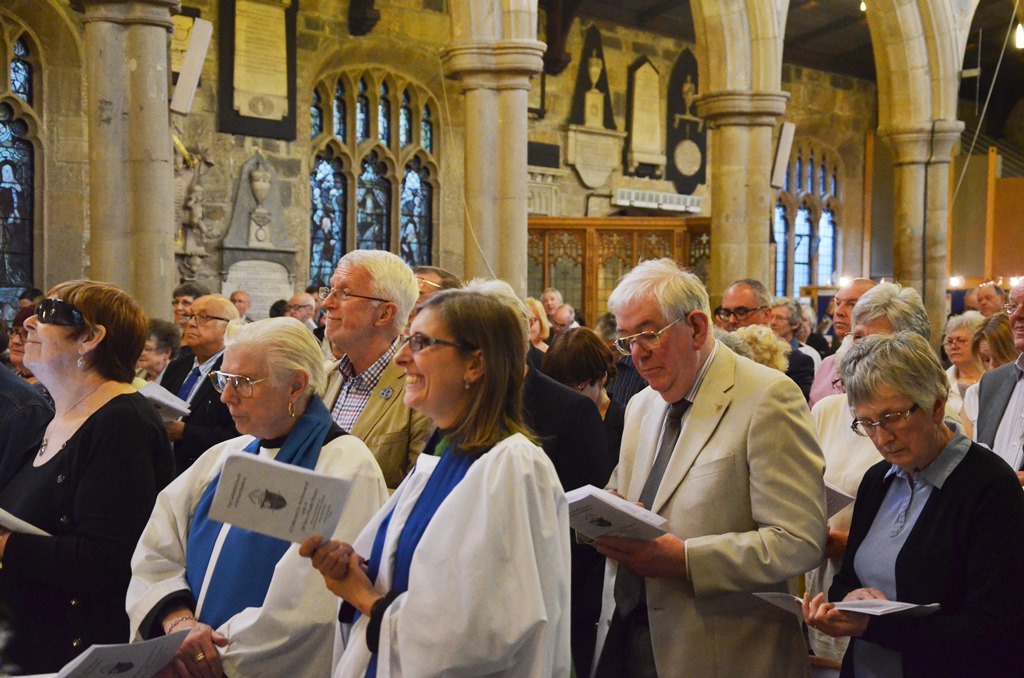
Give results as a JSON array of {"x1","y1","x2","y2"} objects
[{"x1": 527, "y1": 216, "x2": 711, "y2": 323}]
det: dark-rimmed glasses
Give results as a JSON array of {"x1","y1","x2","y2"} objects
[
  {"x1": 850, "y1": 403, "x2": 920, "y2": 437},
  {"x1": 6, "y1": 327, "x2": 27, "y2": 341},
  {"x1": 183, "y1": 313, "x2": 231, "y2": 325},
  {"x1": 37, "y1": 299, "x2": 85, "y2": 327},
  {"x1": 714, "y1": 306, "x2": 767, "y2": 322},
  {"x1": 612, "y1": 318, "x2": 681, "y2": 356},
  {"x1": 209, "y1": 371, "x2": 270, "y2": 398},
  {"x1": 400, "y1": 332, "x2": 475, "y2": 353},
  {"x1": 318, "y1": 287, "x2": 391, "y2": 304}
]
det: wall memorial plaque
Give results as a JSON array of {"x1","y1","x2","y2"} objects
[
  {"x1": 626, "y1": 57, "x2": 666, "y2": 176},
  {"x1": 222, "y1": 260, "x2": 293, "y2": 320},
  {"x1": 665, "y1": 48, "x2": 707, "y2": 195}
]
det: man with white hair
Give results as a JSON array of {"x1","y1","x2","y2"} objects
[
  {"x1": 592, "y1": 258, "x2": 826, "y2": 677},
  {"x1": 320, "y1": 250, "x2": 432, "y2": 489},
  {"x1": 284, "y1": 292, "x2": 318, "y2": 332}
]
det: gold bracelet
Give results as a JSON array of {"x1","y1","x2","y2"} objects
[{"x1": 165, "y1": 615, "x2": 197, "y2": 634}]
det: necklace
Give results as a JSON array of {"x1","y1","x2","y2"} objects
[{"x1": 37, "y1": 382, "x2": 106, "y2": 458}]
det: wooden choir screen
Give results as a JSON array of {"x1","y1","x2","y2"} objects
[{"x1": 527, "y1": 216, "x2": 711, "y2": 324}]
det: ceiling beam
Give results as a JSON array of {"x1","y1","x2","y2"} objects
[{"x1": 787, "y1": 14, "x2": 866, "y2": 45}]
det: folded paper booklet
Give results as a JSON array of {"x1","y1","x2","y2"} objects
[
  {"x1": 825, "y1": 481, "x2": 855, "y2": 518},
  {"x1": 209, "y1": 452, "x2": 352, "y2": 544},
  {"x1": 138, "y1": 381, "x2": 191, "y2": 422},
  {"x1": 0, "y1": 507, "x2": 50, "y2": 536},
  {"x1": 51, "y1": 629, "x2": 188, "y2": 678},
  {"x1": 565, "y1": 484, "x2": 668, "y2": 541},
  {"x1": 754, "y1": 592, "x2": 940, "y2": 617}
]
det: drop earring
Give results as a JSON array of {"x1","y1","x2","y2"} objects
[
  {"x1": 464, "y1": 377, "x2": 471, "y2": 390},
  {"x1": 77, "y1": 356, "x2": 86, "y2": 369}
]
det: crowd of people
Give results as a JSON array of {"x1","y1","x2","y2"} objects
[{"x1": 0, "y1": 258, "x2": 1021, "y2": 678}]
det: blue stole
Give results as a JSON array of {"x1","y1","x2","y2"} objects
[
  {"x1": 185, "y1": 397, "x2": 334, "y2": 629},
  {"x1": 361, "y1": 444, "x2": 478, "y2": 677}
]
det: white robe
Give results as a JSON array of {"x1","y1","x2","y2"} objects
[
  {"x1": 332, "y1": 433, "x2": 571, "y2": 678},
  {"x1": 127, "y1": 433, "x2": 388, "y2": 678}
]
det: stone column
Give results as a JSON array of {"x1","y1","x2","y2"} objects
[
  {"x1": 695, "y1": 90, "x2": 788, "y2": 299},
  {"x1": 75, "y1": 0, "x2": 179, "y2": 320},
  {"x1": 442, "y1": 40, "x2": 545, "y2": 294},
  {"x1": 881, "y1": 120, "x2": 963, "y2": 346}
]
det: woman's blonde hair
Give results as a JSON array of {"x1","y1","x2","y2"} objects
[{"x1": 525, "y1": 297, "x2": 551, "y2": 342}]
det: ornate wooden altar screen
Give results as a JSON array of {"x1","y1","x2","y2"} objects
[{"x1": 527, "y1": 216, "x2": 711, "y2": 324}]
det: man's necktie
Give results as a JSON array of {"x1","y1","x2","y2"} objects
[{"x1": 177, "y1": 366, "x2": 202, "y2": 402}]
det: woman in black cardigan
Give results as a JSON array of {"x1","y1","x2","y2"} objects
[{"x1": 802, "y1": 332, "x2": 1024, "y2": 678}]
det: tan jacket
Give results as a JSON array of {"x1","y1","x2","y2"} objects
[
  {"x1": 594, "y1": 345, "x2": 827, "y2": 678},
  {"x1": 324, "y1": 358, "x2": 433, "y2": 489}
]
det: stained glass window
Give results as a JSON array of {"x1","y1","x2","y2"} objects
[
  {"x1": 309, "y1": 156, "x2": 347, "y2": 287},
  {"x1": 11, "y1": 38, "x2": 31, "y2": 106},
  {"x1": 378, "y1": 82, "x2": 391, "y2": 147},
  {"x1": 421, "y1": 104, "x2": 433, "y2": 154},
  {"x1": 399, "y1": 157, "x2": 431, "y2": 266},
  {"x1": 831, "y1": 167, "x2": 838, "y2": 197},
  {"x1": 808, "y1": 150, "x2": 815, "y2": 195},
  {"x1": 356, "y1": 79, "x2": 369, "y2": 142},
  {"x1": 795, "y1": 150, "x2": 803, "y2": 192},
  {"x1": 817, "y1": 208, "x2": 837, "y2": 286},
  {"x1": 310, "y1": 90, "x2": 323, "y2": 139},
  {"x1": 399, "y1": 90, "x2": 412, "y2": 147},
  {"x1": 333, "y1": 81, "x2": 346, "y2": 140},
  {"x1": 0, "y1": 103, "x2": 35, "y2": 320},
  {"x1": 819, "y1": 157, "x2": 828, "y2": 196},
  {"x1": 773, "y1": 198, "x2": 789, "y2": 295},
  {"x1": 793, "y1": 204, "x2": 812, "y2": 291},
  {"x1": 356, "y1": 152, "x2": 391, "y2": 251}
]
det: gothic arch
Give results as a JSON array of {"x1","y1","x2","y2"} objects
[
  {"x1": 447, "y1": 0, "x2": 538, "y2": 43},
  {"x1": 689, "y1": 0, "x2": 787, "y2": 94}
]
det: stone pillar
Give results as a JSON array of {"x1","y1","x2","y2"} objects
[
  {"x1": 695, "y1": 90, "x2": 788, "y2": 299},
  {"x1": 442, "y1": 40, "x2": 545, "y2": 294},
  {"x1": 881, "y1": 120, "x2": 963, "y2": 346},
  {"x1": 75, "y1": 0, "x2": 179, "y2": 320}
]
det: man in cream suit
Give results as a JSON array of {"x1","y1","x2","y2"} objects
[
  {"x1": 321, "y1": 250, "x2": 433, "y2": 489},
  {"x1": 592, "y1": 258, "x2": 826, "y2": 678}
]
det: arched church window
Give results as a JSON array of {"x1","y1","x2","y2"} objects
[
  {"x1": 309, "y1": 155, "x2": 346, "y2": 287},
  {"x1": 0, "y1": 103, "x2": 35, "y2": 318},
  {"x1": 356, "y1": 151, "x2": 391, "y2": 251},
  {"x1": 421, "y1": 104, "x2": 433, "y2": 154},
  {"x1": 399, "y1": 90, "x2": 412, "y2": 148},
  {"x1": 819, "y1": 157, "x2": 827, "y2": 197},
  {"x1": 807, "y1": 150, "x2": 815, "y2": 195},
  {"x1": 793, "y1": 203, "x2": 812, "y2": 291},
  {"x1": 356, "y1": 79, "x2": 369, "y2": 142},
  {"x1": 378, "y1": 82, "x2": 391, "y2": 147},
  {"x1": 310, "y1": 89, "x2": 323, "y2": 139},
  {"x1": 817, "y1": 207, "x2": 837, "y2": 286},
  {"x1": 10, "y1": 38, "x2": 32, "y2": 105},
  {"x1": 400, "y1": 156, "x2": 432, "y2": 267},
  {"x1": 333, "y1": 81, "x2": 346, "y2": 141},
  {"x1": 773, "y1": 198, "x2": 789, "y2": 295},
  {"x1": 795, "y1": 150, "x2": 803, "y2": 192},
  {"x1": 830, "y1": 167, "x2": 838, "y2": 197}
]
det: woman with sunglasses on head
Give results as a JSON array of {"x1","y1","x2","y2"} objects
[
  {"x1": 301, "y1": 290, "x2": 571, "y2": 678},
  {"x1": 0, "y1": 281, "x2": 175, "y2": 674},
  {"x1": 128, "y1": 317, "x2": 388, "y2": 678},
  {"x1": 803, "y1": 332, "x2": 1024, "y2": 678}
]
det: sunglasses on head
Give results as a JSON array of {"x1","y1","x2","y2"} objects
[{"x1": 36, "y1": 299, "x2": 86, "y2": 327}]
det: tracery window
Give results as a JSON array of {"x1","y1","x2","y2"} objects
[
  {"x1": 1, "y1": 25, "x2": 39, "y2": 321},
  {"x1": 308, "y1": 72, "x2": 438, "y2": 286},
  {"x1": 772, "y1": 145, "x2": 841, "y2": 296}
]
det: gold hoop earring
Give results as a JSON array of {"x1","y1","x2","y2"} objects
[{"x1": 288, "y1": 401, "x2": 296, "y2": 418}]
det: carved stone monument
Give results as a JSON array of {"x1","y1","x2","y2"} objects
[
  {"x1": 566, "y1": 26, "x2": 625, "y2": 189},
  {"x1": 626, "y1": 58, "x2": 667, "y2": 176},
  {"x1": 173, "y1": 135, "x2": 219, "y2": 281}
]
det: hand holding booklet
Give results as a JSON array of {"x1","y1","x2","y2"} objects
[
  {"x1": 565, "y1": 484, "x2": 668, "y2": 541},
  {"x1": 753, "y1": 592, "x2": 940, "y2": 617},
  {"x1": 23, "y1": 630, "x2": 189, "y2": 678},
  {"x1": 138, "y1": 381, "x2": 191, "y2": 422},
  {"x1": 209, "y1": 453, "x2": 351, "y2": 544}
]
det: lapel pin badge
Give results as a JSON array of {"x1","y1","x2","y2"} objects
[{"x1": 380, "y1": 386, "x2": 394, "y2": 400}]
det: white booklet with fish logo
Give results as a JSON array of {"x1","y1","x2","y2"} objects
[
  {"x1": 565, "y1": 484, "x2": 668, "y2": 542},
  {"x1": 209, "y1": 452, "x2": 352, "y2": 543}
]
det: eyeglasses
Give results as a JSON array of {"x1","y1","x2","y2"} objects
[
  {"x1": 318, "y1": 287, "x2": 390, "y2": 304},
  {"x1": 6, "y1": 327, "x2": 27, "y2": 341},
  {"x1": 285, "y1": 304, "x2": 313, "y2": 312},
  {"x1": 416, "y1": 277, "x2": 442, "y2": 291},
  {"x1": 942, "y1": 337, "x2": 969, "y2": 348},
  {"x1": 37, "y1": 299, "x2": 85, "y2": 327},
  {"x1": 612, "y1": 318, "x2": 681, "y2": 356},
  {"x1": 714, "y1": 306, "x2": 767, "y2": 322},
  {"x1": 183, "y1": 313, "x2": 231, "y2": 325},
  {"x1": 400, "y1": 332, "x2": 475, "y2": 353},
  {"x1": 850, "y1": 403, "x2": 920, "y2": 437},
  {"x1": 209, "y1": 371, "x2": 270, "y2": 398},
  {"x1": 1003, "y1": 303, "x2": 1022, "y2": 316}
]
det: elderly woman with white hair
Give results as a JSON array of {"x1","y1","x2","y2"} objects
[
  {"x1": 127, "y1": 318, "x2": 388, "y2": 678},
  {"x1": 803, "y1": 332, "x2": 1024, "y2": 678},
  {"x1": 941, "y1": 310, "x2": 985, "y2": 415}
]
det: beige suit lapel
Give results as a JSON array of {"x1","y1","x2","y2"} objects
[
  {"x1": 650, "y1": 347, "x2": 735, "y2": 515},
  {"x1": 351, "y1": 360, "x2": 405, "y2": 439},
  {"x1": 323, "y1": 358, "x2": 342, "y2": 405}
]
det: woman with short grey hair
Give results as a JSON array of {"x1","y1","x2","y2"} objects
[
  {"x1": 849, "y1": 282, "x2": 931, "y2": 339},
  {"x1": 803, "y1": 331, "x2": 1024, "y2": 678},
  {"x1": 941, "y1": 310, "x2": 985, "y2": 415}
]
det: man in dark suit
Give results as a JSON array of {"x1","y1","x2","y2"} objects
[
  {"x1": 718, "y1": 279, "x2": 815, "y2": 400},
  {"x1": 161, "y1": 294, "x2": 239, "y2": 474},
  {"x1": 976, "y1": 280, "x2": 1024, "y2": 484}
]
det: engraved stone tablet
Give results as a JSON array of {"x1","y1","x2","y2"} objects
[
  {"x1": 222, "y1": 260, "x2": 293, "y2": 320},
  {"x1": 627, "y1": 59, "x2": 666, "y2": 173},
  {"x1": 233, "y1": 0, "x2": 289, "y2": 121}
]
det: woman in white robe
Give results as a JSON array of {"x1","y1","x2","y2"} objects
[
  {"x1": 302, "y1": 289, "x2": 572, "y2": 678},
  {"x1": 127, "y1": 318, "x2": 388, "y2": 678}
]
